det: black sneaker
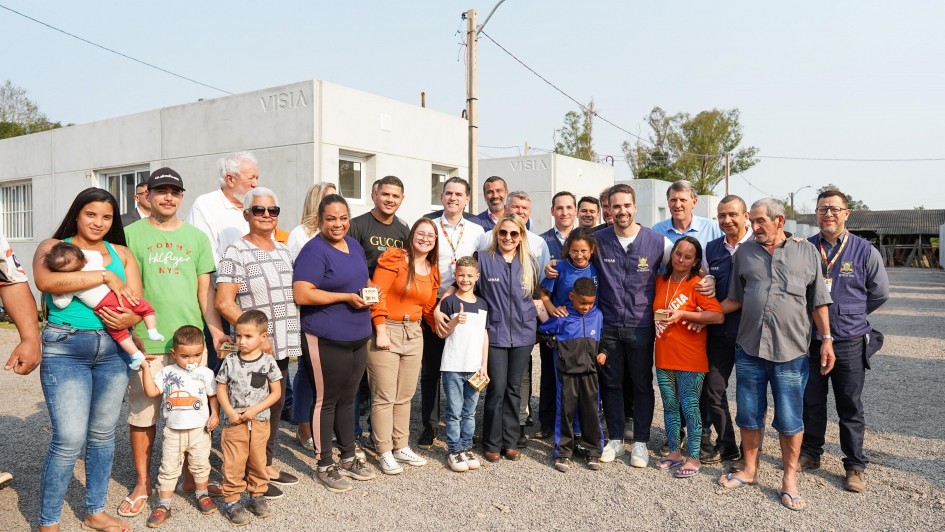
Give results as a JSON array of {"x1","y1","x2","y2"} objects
[
  {"x1": 517, "y1": 425, "x2": 528, "y2": 449},
  {"x1": 534, "y1": 426, "x2": 553, "y2": 439},
  {"x1": 245, "y1": 495, "x2": 270, "y2": 518},
  {"x1": 704, "y1": 445, "x2": 740, "y2": 463},
  {"x1": 700, "y1": 431, "x2": 714, "y2": 453},
  {"x1": 554, "y1": 457, "x2": 573, "y2": 473},
  {"x1": 586, "y1": 457, "x2": 603, "y2": 471},
  {"x1": 264, "y1": 483, "x2": 283, "y2": 500},
  {"x1": 221, "y1": 501, "x2": 252, "y2": 526},
  {"x1": 525, "y1": 414, "x2": 535, "y2": 427},
  {"x1": 418, "y1": 426, "x2": 436, "y2": 450}
]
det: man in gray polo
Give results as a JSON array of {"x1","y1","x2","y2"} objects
[{"x1": 717, "y1": 198, "x2": 835, "y2": 512}]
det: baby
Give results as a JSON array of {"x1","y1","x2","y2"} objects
[{"x1": 45, "y1": 241, "x2": 164, "y2": 369}]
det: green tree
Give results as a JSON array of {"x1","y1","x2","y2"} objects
[
  {"x1": 621, "y1": 106, "x2": 759, "y2": 195},
  {"x1": 0, "y1": 80, "x2": 61, "y2": 138},
  {"x1": 554, "y1": 100, "x2": 596, "y2": 161},
  {"x1": 816, "y1": 184, "x2": 870, "y2": 211}
]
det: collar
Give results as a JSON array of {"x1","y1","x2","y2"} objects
[
  {"x1": 724, "y1": 230, "x2": 752, "y2": 251},
  {"x1": 439, "y1": 215, "x2": 466, "y2": 229},
  {"x1": 553, "y1": 226, "x2": 572, "y2": 243},
  {"x1": 818, "y1": 230, "x2": 847, "y2": 248},
  {"x1": 136, "y1": 205, "x2": 149, "y2": 218},
  {"x1": 214, "y1": 188, "x2": 243, "y2": 211}
]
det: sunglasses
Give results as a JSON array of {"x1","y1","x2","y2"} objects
[
  {"x1": 249, "y1": 205, "x2": 281, "y2": 217},
  {"x1": 498, "y1": 229, "x2": 521, "y2": 238}
]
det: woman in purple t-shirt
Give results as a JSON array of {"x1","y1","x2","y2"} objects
[{"x1": 293, "y1": 194, "x2": 376, "y2": 492}]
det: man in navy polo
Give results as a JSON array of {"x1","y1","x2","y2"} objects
[{"x1": 799, "y1": 188, "x2": 888, "y2": 493}]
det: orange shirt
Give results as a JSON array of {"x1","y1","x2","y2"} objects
[
  {"x1": 370, "y1": 248, "x2": 440, "y2": 329},
  {"x1": 653, "y1": 275, "x2": 722, "y2": 372}
]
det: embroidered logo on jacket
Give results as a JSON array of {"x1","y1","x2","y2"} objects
[{"x1": 637, "y1": 256, "x2": 650, "y2": 272}]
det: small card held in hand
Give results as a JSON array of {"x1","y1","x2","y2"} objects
[
  {"x1": 360, "y1": 287, "x2": 379, "y2": 304},
  {"x1": 654, "y1": 309, "x2": 671, "y2": 322},
  {"x1": 218, "y1": 342, "x2": 238, "y2": 359},
  {"x1": 467, "y1": 372, "x2": 489, "y2": 392}
]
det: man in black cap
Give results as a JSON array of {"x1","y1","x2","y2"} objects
[{"x1": 118, "y1": 167, "x2": 233, "y2": 516}]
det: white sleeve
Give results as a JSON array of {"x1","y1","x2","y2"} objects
[{"x1": 662, "y1": 237, "x2": 674, "y2": 266}]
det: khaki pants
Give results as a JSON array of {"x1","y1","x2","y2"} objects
[
  {"x1": 366, "y1": 320, "x2": 422, "y2": 454},
  {"x1": 157, "y1": 426, "x2": 212, "y2": 493},
  {"x1": 221, "y1": 420, "x2": 270, "y2": 503}
]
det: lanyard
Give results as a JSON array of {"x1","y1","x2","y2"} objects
[
  {"x1": 819, "y1": 232, "x2": 848, "y2": 277},
  {"x1": 439, "y1": 218, "x2": 465, "y2": 262}
]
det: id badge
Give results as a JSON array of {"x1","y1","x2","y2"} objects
[{"x1": 824, "y1": 277, "x2": 833, "y2": 293}]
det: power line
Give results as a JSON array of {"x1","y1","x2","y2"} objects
[
  {"x1": 0, "y1": 3, "x2": 232, "y2": 95},
  {"x1": 757, "y1": 155, "x2": 945, "y2": 162}
]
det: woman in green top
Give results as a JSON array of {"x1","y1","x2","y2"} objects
[{"x1": 33, "y1": 188, "x2": 144, "y2": 532}]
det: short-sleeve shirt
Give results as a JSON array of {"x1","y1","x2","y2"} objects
[
  {"x1": 0, "y1": 234, "x2": 28, "y2": 286},
  {"x1": 439, "y1": 295, "x2": 489, "y2": 372},
  {"x1": 653, "y1": 275, "x2": 722, "y2": 372},
  {"x1": 347, "y1": 212, "x2": 409, "y2": 276},
  {"x1": 293, "y1": 235, "x2": 372, "y2": 341},
  {"x1": 217, "y1": 239, "x2": 301, "y2": 360},
  {"x1": 651, "y1": 215, "x2": 724, "y2": 248},
  {"x1": 216, "y1": 352, "x2": 283, "y2": 423},
  {"x1": 540, "y1": 259, "x2": 598, "y2": 307},
  {"x1": 154, "y1": 365, "x2": 216, "y2": 430},
  {"x1": 728, "y1": 236, "x2": 832, "y2": 362},
  {"x1": 186, "y1": 189, "x2": 248, "y2": 266},
  {"x1": 124, "y1": 220, "x2": 216, "y2": 354}
]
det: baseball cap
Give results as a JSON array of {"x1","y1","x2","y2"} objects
[{"x1": 147, "y1": 167, "x2": 186, "y2": 191}]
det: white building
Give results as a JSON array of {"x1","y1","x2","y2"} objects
[
  {"x1": 0, "y1": 80, "x2": 469, "y2": 279},
  {"x1": 477, "y1": 154, "x2": 615, "y2": 231}
]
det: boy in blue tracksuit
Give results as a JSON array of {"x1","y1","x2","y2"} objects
[{"x1": 538, "y1": 277, "x2": 607, "y2": 472}]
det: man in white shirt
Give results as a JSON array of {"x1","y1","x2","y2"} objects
[{"x1": 418, "y1": 178, "x2": 486, "y2": 449}]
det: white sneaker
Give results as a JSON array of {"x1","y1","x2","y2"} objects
[
  {"x1": 462, "y1": 451, "x2": 481, "y2": 470},
  {"x1": 603, "y1": 439, "x2": 626, "y2": 463},
  {"x1": 600, "y1": 445, "x2": 616, "y2": 463},
  {"x1": 392, "y1": 447, "x2": 428, "y2": 466},
  {"x1": 629, "y1": 442, "x2": 649, "y2": 468},
  {"x1": 378, "y1": 451, "x2": 403, "y2": 475},
  {"x1": 448, "y1": 452, "x2": 469, "y2": 472}
]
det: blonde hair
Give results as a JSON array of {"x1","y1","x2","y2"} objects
[
  {"x1": 301, "y1": 183, "x2": 337, "y2": 237},
  {"x1": 488, "y1": 213, "x2": 537, "y2": 296}
]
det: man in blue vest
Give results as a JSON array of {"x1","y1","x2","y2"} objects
[
  {"x1": 700, "y1": 195, "x2": 751, "y2": 465},
  {"x1": 799, "y1": 188, "x2": 889, "y2": 493}
]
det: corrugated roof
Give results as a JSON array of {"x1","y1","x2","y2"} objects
[{"x1": 794, "y1": 210, "x2": 945, "y2": 236}]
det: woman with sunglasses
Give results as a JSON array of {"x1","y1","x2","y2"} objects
[
  {"x1": 477, "y1": 214, "x2": 538, "y2": 462},
  {"x1": 366, "y1": 218, "x2": 440, "y2": 474},
  {"x1": 215, "y1": 187, "x2": 301, "y2": 496}
]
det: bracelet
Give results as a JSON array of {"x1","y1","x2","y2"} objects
[
  {"x1": 101, "y1": 271, "x2": 107, "y2": 284},
  {"x1": 821, "y1": 334, "x2": 833, "y2": 340}
]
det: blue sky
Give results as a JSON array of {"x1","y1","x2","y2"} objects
[{"x1": 3, "y1": 0, "x2": 943, "y2": 211}]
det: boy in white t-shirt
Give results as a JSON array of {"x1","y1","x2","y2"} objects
[
  {"x1": 139, "y1": 325, "x2": 219, "y2": 527},
  {"x1": 437, "y1": 256, "x2": 489, "y2": 473}
]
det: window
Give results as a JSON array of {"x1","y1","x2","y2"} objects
[
  {"x1": 430, "y1": 169, "x2": 449, "y2": 206},
  {"x1": 339, "y1": 156, "x2": 365, "y2": 200},
  {"x1": 98, "y1": 168, "x2": 149, "y2": 214},
  {"x1": 0, "y1": 181, "x2": 33, "y2": 239}
]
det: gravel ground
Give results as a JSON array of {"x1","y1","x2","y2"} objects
[{"x1": 1, "y1": 268, "x2": 944, "y2": 531}]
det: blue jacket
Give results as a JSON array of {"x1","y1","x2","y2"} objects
[
  {"x1": 594, "y1": 226, "x2": 665, "y2": 327},
  {"x1": 539, "y1": 304, "x2": 603, "y2": 374},
  {"x1": 477, "y1": 251, "x2": 538, "y2": 348},
  {"x1": 540, "y1": 227, "x2": 565, "y2": 260},
  {"x1": 705, "y1": 236, "x2": 742, "y2": 338}
]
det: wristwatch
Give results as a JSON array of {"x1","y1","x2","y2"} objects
[
  {"x1": 101, "y1": 271, "x2": 107, "y2": 284},
  {"x1": 821, "y1": 334, "x2": 833, "y2": 340}
]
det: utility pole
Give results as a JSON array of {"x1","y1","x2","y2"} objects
[
  {"x1": 465, "y1": 9, "x2": 479, "y2": 212},
  {"x1": 724, "y1": 152, "x2": 730, "y2": 195}
]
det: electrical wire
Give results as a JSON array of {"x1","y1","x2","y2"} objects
[{"x1": 0, "y1": 3, "x2": 232, "y2": 95}]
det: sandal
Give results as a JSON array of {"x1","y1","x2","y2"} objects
[
  {"x1": 779, "y1": 490, "x2": 807, "y2": 511},
  {"x1": 116, "y1": 493, "x2": 148, "y2": 517},
  {"x1": 674, "y1": 466, "x2": 701, "y2": 478},
  {"x1": 657, "y1": 458, "x2": 683, "y2": 470},
  {"x1": 80, "y1": 515, "x2": 133, "y2": 532},
  {"x1": 718, "y1": 472, "x2": 757, "y2": 489}
]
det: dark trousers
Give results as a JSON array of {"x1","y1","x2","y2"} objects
[
  {"x1": 265, "y1": 358, "x2": 290, "y2": 466},
  {"x1": 419, "y1": 322, "x2": 445, "y2": 431},
  {"x1": 802, "y1": 337, "x2": 868, "y2": 471},
  {"x1": 482, "y1": 345, "x2": 532, "y2": 452},
  {"x1": 537, "y1": 341, "x2": 558, "y2": 429},
  {"x1": 554, "y1": 370, "x2": 603, "y2": 459},
  {"x1": 203, "y1": 320, "x2": 231, "y2": 375},
  {"x1": 599, "y1": 325, "x2": 655, "y2": 442},
  {"x1": 702, "y1": 335, "x2": 738, "y2": 449}
]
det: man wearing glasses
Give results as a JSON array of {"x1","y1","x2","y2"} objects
[
  {"x1": 799, "y1": 189, "x2": 888, "y2": 493},
  {"x1": 121, "y1": 182, "x2": 151, "y2": 227}
]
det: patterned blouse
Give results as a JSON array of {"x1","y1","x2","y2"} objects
[{"x1": 217, "y1": 238, "x2": 301, "y2": 360}]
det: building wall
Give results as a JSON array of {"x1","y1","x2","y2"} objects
[{"x1": 476, "y1": 154, "x2": 614, "y2": 231}]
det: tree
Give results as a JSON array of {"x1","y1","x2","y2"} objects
[
  {"x1": 0, "y1": 80, "x2": 62, "y2": 139},
  {"x1": 816, "y1": 184, "x2": 869, "y2": 211},
  {"x1": 621, "y1": 106, "x2": 759, "y2": 195},
  {"x1": 554, "y1": 100, "x2": 595, "y2": 161}
]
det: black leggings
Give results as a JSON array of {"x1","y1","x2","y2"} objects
[{"x1": 302, "y1": 333, "x2": 368, "y2": 467}]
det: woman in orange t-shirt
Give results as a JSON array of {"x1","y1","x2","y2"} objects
[
  {"x1": 653, "y1": 236, "x2": 723, "y2": 478},
  {"x1": 367, "y1": 218, "x2": 440, "y2": 474}
]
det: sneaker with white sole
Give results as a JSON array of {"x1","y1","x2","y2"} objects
[
  {"x1": 629, "y1": 442, "x2": 649, "y2": 468},
  {"x1": 338, "y1": 457, "x2": 376, "y2": 480},
  {"x1": 392, "y1": 447, "x2": 428, "y2": 467},
  {"x1": 603, "y1": 439, "x2": 626, "y2": 462},
  {"x1": 378, "y1": 451, "x2": 403, "y2": 475},
  {"x1": 600, "y1": 445, "x2": 616, "y2": 463},
  {"x1": 462, "y1": 451, "x2": 481, "y2": 470},
  {"x1": 448, "y1": 452, "x2": 469, "y2": 472},
  {"x1": 315, "y1": 465, "x2": 353, "y2": 493}
]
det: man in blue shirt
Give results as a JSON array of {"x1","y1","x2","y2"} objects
[{"x1": 651, "y1": 180, "x2": 723, "y2": 248}]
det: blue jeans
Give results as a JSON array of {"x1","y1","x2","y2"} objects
[
  {"x1": 734, "y1": 347, "x2": 809, "y2": 436},
  {"x1": 39, "y1": 324, "x2": 130, "y2": 527},
  {"x1": 442, "y1": 371, "x2": 480, "y2": 454}
]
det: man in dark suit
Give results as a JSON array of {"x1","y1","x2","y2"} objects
[{"x1": 121, "y1": 182, "x2": 150, "y2": 226}]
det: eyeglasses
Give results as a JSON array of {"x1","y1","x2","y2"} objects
[
  {"x1": 415, "y1": 232, "x2": 437, "y2": 242},
  {"x1": 815, "y1": 206, "x2": 848, "y2": 216},
  {"x1": 498, "y1": 229, "x2": 521, "y2": 238},
  {"x1": 249, "y1": 205, "x2": 281, "y2": 217}
]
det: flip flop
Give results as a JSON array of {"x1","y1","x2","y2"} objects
[
  {"x1": 779, "y1": 490, "x2": 807, "y2": 511},
  {"x1": 657, "y1": 458, "x2": 683, "y2": 470},
  {"x1": 719, "y1": 472, "x2": 757, "y2": 489},
  {"x1": 674, "y1": 466, "x2": 701, "y2": 478},
  {"x1": 116, "y1": 493, "x2": 148, "y2": 517}
]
